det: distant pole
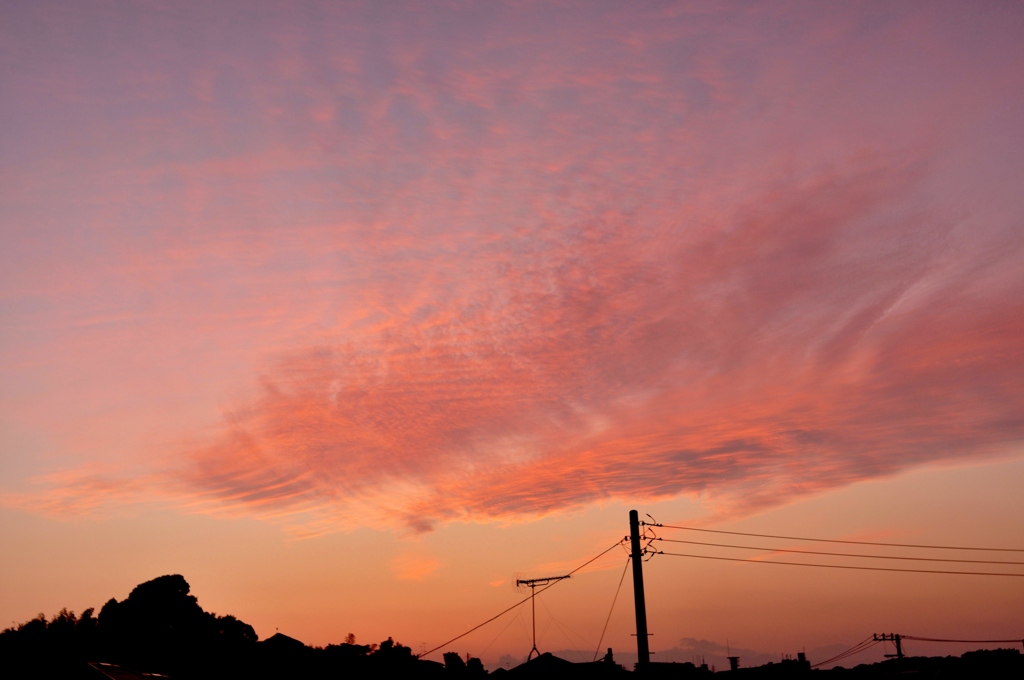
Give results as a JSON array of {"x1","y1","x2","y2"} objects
[
  {"x1": 629, "y1": 509, "x2": 651, "y2": 668},
  {"x1": 875, "y1": 633, "x2": 905, "y2": 660}
]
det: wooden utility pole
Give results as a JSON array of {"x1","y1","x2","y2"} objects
[{"x1": 629, "y1": 509, "x2": 651, "y2": 668}]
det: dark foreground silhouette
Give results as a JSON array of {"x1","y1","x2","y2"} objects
[{"x1": 2, "y1": 575, "x2": 1020, "y2": 679}]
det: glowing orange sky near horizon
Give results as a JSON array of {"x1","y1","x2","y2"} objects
[{"x1": 1, "y1": 0, "x2": 1023, "y2": 667}]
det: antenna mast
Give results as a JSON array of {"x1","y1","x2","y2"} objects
[{"x1": 515, "y1": 574, "x2": 571, "y2": 660}]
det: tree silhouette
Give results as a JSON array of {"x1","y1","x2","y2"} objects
[
  {"x1": 4, "y1": 573, "x2": 1020, "y2": 679},
  {"x1": 93, "y1": 574, "x2": 256, "y2": 674}
]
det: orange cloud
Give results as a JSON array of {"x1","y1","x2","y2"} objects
[
  {"x1": 3, "y1": 1, "x2": 1023, "y2": 539},
  {"x1": 391, "y1": 553, "x2": 441, "y2": 582},
  {"x1": 14, "y1": 153, "x2": 1022, "y2": 537}
]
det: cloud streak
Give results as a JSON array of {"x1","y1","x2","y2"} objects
[
  {"x1": 160, "y1": 158, "x2": 1024, "y2": 533},
  {"x1": 3, "y1": 1, "x2": 1023, "y2": 534}
]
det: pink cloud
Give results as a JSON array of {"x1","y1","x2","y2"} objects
[
  {"x1": 3, "y1": 2, "x2": 1023, "y2": 535},
  {"x1": 16, "y1": 152, "x2": 1021, "y2": 535},
  {"x1": 391, "y1": 553, "x2": 442, "y2": 582}
]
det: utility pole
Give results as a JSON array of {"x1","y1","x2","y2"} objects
[
  {"x1": 516, "y1": 574, "x2": 570, "y2": 660},
  {"x1": 874, "y1": 633, "x2": 904, "y2": 660},
  {"x1": 629, "y1": 509, "x2": 651, "y2": 669}
]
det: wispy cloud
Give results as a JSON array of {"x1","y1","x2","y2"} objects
[
  {"x1": 3, "y1": 2, "x2": 1023, "y2": 535},
  {"x1": 391, "y1": 553, "x2": 442, "y2": 582}
]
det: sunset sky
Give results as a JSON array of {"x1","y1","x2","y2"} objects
[{"x1": 2, "y1": 0, "x2": 1023, "y2": 669}]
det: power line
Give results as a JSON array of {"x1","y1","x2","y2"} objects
[
  {"x1": 655, "y1": 537, "x2": 1024, "y2": 566},
  {"x1": 811, "y1": 636, "x2": 879, "y2": 668},
  {"x1": 655, "y1": 550, "x2": 1024, "y2": 577},
  {"x1": 646, "y1": 524, "x2": 1024, "y2": 553},
  {"x1": 565, "y1": 540, "x2": 630, "y2": 577},
  {"x1": 902, "y1": 635, "x2": 1024, "y2": 644},
  {"x1": 809, "y1": 633, "x2": 1024, "y2": 669},
  {"x1": 593, "y1": 558, "x2": 631, "y2": 662},
  {"x1": 477, "y1": 608, "x2": 523, "y2": 658},
  {"x1": 418, "y1": 539, "x2": 625, "y2": 659},
  {"x1": 538, "y1": 597, "x2": 591, "y2": 662}
]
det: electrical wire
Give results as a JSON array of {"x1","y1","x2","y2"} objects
[
  {"x1": 537, "y1": 606, "x2": 554, "y2": 651},
  {"x1": 828, "y1": 640, "x2": 879, "y2": 667},
  {"x1": 902, "y1": 635, "x2": 1024, "y2": 644},
  {"x1": 593, "y1": 558, "x2": 631, "y2": 662},
  {"x1": 654, "y1": 550, "x2": 1024, "y2": 577},
  {"x1": 514, "y1": 607, "x2": 533, "y2": 648},
  {"x1": 538, "y1": 596, "x2": 591, "y2": 661},
  {"x1": 418, "y1": 539, "x2": 625, "y2": 659},
  {"x1": 647, "y1": 524, "x2": 1024, "y2": 553},
  {"x1": 477, "y1": 608, "x2": 523, "y2": 658},
  {"x1": 810, "y1": 636, "x2": 880, "y2": 668},
  {"x1": 655, "y1": 537, "x2": 1024, "y2": 566},
  {"x1": 813, "y1": 638, "x2": 878, "y2": 668},
  {"x1": 811, "y1": 633, "x2": 1024, "y2": 669},
  {"x1": 563, "y1": 540, "x2": 631, "y2": 578}
]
